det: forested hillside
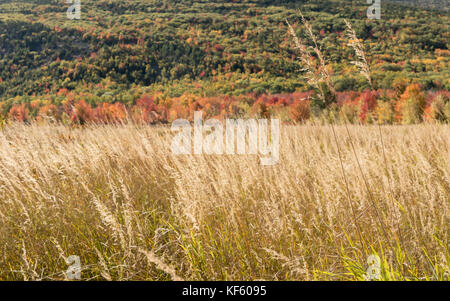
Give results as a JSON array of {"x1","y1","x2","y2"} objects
[
  {"x1": 1, "y1": 0, "x2": 450, "y2": 284},
  {"x1": 388, "y1": 0, "x2": 449, "y2": 11},
  {"x1": 0, "y1": 0, "x2": 448, "y2": 123}
]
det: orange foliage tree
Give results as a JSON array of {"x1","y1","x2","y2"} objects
[
  {"x1": 395, "y1": 83, "x2": 426, "y2": 124},
  {"x1": 8, "y1": 104, "x2": 29, "y2": 122}
]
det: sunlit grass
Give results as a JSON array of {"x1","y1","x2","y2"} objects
[{"x1": 0, "y1": 122, "x2": 448, "y2": 280}]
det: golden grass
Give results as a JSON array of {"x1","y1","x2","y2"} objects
[{"x1": 0, "y1": 122, "x2": 448, "y2": 280}]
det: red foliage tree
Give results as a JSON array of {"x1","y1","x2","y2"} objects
[{"x1": 71, "y1": 100, "x2": 93, "y2": 124}]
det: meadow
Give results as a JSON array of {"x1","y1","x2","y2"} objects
[{"x1": 0, "y1": 122, "x2": 448, "y2": 280}]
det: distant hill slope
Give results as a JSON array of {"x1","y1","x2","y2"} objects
[
  {"x1": 388, "y1": 0, "x2": 449, "y2": 11},
  {"x1": 0, "y1": 0, "x2": 448, "y2": 101}
]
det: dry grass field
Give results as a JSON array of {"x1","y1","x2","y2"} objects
[{"x1": 0, "y1": 122, "x2": 448, "y2": 280}]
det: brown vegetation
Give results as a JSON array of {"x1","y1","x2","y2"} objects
[{"x1": 0, "y1": 123, "x2": 448, "y2": 280}]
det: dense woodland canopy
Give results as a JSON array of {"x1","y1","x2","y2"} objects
[
  {"x1": 388, "y1": 0, "x2": 449, "y2": 11},
  {"x1": 0, "y1": 0, "x2": 448, "y2": 124}
]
